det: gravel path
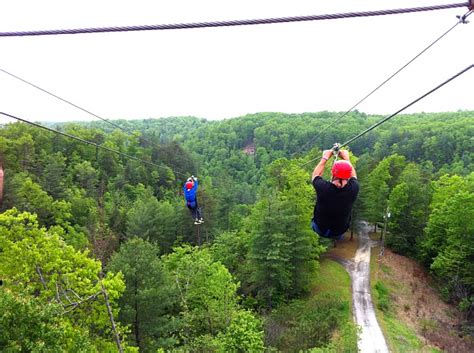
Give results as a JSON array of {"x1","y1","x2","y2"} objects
[{"x1": 333, "y1": 222, "x2": 390, "y2": 352}]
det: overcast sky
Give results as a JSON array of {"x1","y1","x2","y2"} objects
[{"x1": 0, "y1": 0, "x2": 473, "y2": 124}]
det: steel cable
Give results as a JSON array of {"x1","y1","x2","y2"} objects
[
  {"x1": 0, "y1": 68, "x2": 197, "y2": 168},
  {"x1": 300, "y1": 64, "x2": 474, "y2": 167},
  {"x1": 0, "y1": 3, "x2": 469, "y2": 37},
  {"x1": 0, "y1": 111, "x2": 188, "y2": 176},
  {"x1": 295, "y1": 9, "x2": 472, "y2": 158}
]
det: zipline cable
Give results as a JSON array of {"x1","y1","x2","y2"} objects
[
  {"x1": 0, "y1": 2, "x2": 469, "y2": 37},
  {"x1": 0, "y1": 68, "x2": 144, "y2": 138},
  {"x1": 0, "y1": 111, "x2": 188, "y2": 177},
  {"x1": 340, "y1": 64, "x2": 474, "y2": 147},
  {"x1": 301, "y1": 64, "x2": 474, "y2": 167},
  {"x1": 0, "y1": 68, "x2": 196, "y2": 168},
  {"x1": 296, "y1": 9, "x2": 472, "y2": 156}
]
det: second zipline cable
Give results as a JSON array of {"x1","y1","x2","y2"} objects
[{"x1": 301, "y1": 64, "x2": 474, "y2": 167}]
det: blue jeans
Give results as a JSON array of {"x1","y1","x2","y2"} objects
[
  {"x1": 311, "y1": 218, "x2": 344, "y2": 240},
  {"x1": 187, "y1": 200, "x2": 202, "y2": 220}
]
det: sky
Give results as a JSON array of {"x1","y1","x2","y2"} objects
[{"x1": 0, "y1": 0, "x2": 473, "y2": 124}]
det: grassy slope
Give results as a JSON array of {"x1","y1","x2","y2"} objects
[
  {"x1": 368, "y1": 231, "x2": 473, "y2": 353},
  {"x1": 264, "y1": 255, "x2": 357, "y2": 352}
]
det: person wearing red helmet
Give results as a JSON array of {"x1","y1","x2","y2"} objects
[
  {"x1": 310, "y1": 149, "x2": 359, "y2": 240},
  {"x1": 183, "y1": 175, "x2": 204, "y2": 225}
]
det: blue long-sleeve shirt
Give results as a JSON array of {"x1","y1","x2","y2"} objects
[{"x1": 183, "y1": 179, "x2": 198, "y2": 202}]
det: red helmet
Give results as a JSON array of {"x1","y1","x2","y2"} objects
[
  {"x1": 331, "y1": 160, "x2": 353, "y2": 179},
  {"x1": 185, "y1": 181, "x2": 193, "y2": 190}
]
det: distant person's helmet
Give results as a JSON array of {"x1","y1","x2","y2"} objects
[{"x1": 185, "y1": 181, "x2": 194, "y2": 190}]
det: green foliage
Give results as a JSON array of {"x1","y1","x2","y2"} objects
[
  {"x1": 4, "y1": 172, "x2": 57, "y2": 226},
  {"x1": 0, "y1": 290, "x2": 96, "y2": 352},
  {"x1": 266, "y1": 294, "x2": 352, "y2": 352},
  {"x1": 2, "y1": 110, "x2": 474, "y2": 348},
  {"x1": 363, "y1": 154, "x2": 405, "y2": 225},
  {"x1": 216, "y1": 310, "x2": 265, "y2": 352},
  {"x1": 386, "y1": 163, "x2": 431, "y2": 256},
  {"x1": 248, "y1": 159, "x2": 324, "y2": 307},
  {"x1": 374, "y1": 281, "x2": 391, "y2": 313},
  {"x1": 126, "y1": 186, "x2": 181, "y2": 252},
  {"x1": 163, "y1": 245, "x2": 238, "y2": 340},
  {"x1": 419, "y1": 173, "x2": 474, "y2": 318},
  {"x1": 0, "y1": 209, "x2": 126, "y2": 346},
  {"x1": 160, "y1": 245, "x2": 265, "y2": 351},
  {"x1": 108, "y1": 238, "x2": 179, "y2": 351},
  {"x1": 73, "y1": 160, "x2": 99, "y2": 196},
  {"x1": 40, "y1": 151, "x2": 68, "y2": 199},
  {"x1": 211, "y1": 230, "x2": 250, "y2": 278},
  {"x1": 381, "y1": 314, "x2": 426, "y2": 353}
]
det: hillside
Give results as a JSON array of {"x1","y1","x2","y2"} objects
[
  {"x1": 370, "y1": 240, "x2": 474, "y2": 352},
  {"x1": 328, "y1": 230, "x2": 474, "y2": 353},
  {"x1": 0, "y1": 111, "x2": 473, "y2": 351}
]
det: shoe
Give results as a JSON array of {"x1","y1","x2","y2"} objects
[
  {"x1": 194, "y1": 220, "x2": 201, "y2": 225},
  {"x1": 198, "y1": 218, "x2": 204, "y2": 223}
]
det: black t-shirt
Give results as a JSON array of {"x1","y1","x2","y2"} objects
[{"x1": 312, "y1": 176, "x2": 359, "y2": 235}]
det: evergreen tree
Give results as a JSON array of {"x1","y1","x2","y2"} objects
[
  {"x1": 364, "y1": 154, "x2": 406, "y2": 227},
  {"x1": 108, "y1": 238, "x2": 179, "y2": 351},
  {"x1": 248, "y1": 159, "x2": 324, "y2": 307},
  {"x1": 386, "y1": 163, "x2": 431, "y2": 257}
]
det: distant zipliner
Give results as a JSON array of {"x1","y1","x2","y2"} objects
[
  {"x1": 183, "y1": 176, "x2": 204, "y2": 225},
  {"x1": 311, "y1": 146, "x2": 359, "y2": 240}
]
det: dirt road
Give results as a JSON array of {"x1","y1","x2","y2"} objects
[{"x1": 336, "y1": 222, "x2": 390, "y2": 352}]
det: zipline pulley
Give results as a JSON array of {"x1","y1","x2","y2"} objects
[{"x1": 332, "y1": 143, "x2": 341, "y2": 162}]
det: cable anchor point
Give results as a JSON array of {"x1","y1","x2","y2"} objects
[{"x1": 457, "y1": 13, "x2": 470, "y2": 24}]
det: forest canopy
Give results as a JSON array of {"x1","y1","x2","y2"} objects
[{"x1": 0, "y1": 110, "x2": 473, "y2": 351}]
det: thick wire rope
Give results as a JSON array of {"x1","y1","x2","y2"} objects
[
  {"x1": 301, "y1": 64, "x2": 474, "y2": 167},
  {"x1": 0, "y1": 68, "x2": 196, "y2": 168},
  {"x1": 0, "y1": 69, "x2": 139, "y2": 136},
  {"x1": 0, "y1": 3, "x2": 469, "y2": 37},
  {"x1": 295, "y1": 9, "x2": 472, "y2": 157},
  {"x1": 341, "y1": 64, "x2": 473, "y2": 147},
  {"x1": 0, "y1": 111, "x2": 188, "y2": 177}
]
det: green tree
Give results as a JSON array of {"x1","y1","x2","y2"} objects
[
  {"x1": 0, "y1": 209, "x2": 127, "y2": 347},
  {"x1": 216, "y1": 310, "x2": 264, "y2": 352},
  {"x1": 211, "y1": 230, "x2": 250, "y2": 278},
  {"x1": 0, "y1": 290, "x2": 96, "y2": 352},
  {"x1": 248, "y1": 159, "x2": 323, "y2": 307},
  {"x1": 419, "y1": 174, "x2": 468, "y2": 266},
  {"x1": 423, "y1": 179, "x2": 474, "y2": 314},
  {"x1": 363, "y1": 154, "x2": 405, "y2": 227},
  {"x1": 5, "y1": 173, "x2": 81, "y2": 229},
  {"x1": 125, "y1": 187, "x2": 180, "y2": 252},
  {"x1": 248, "y1": 196, "x2": 293, "y2": 307},
  {"x1": 73, "y1": 160, "x2": 99, "y2": 196},
  {"x1": 163, "y1": 245, "x2": 239, "y2": 342},
  {"x1": 386, "y1": 163, "x2": 431, "y2": 256},
  {"x1": 108, "y1": 238, "x2": 179, "y2": 351},
  {"x1": 40, "y1": 151, "x2": 67, "y2": 199},
  {"x1": 126, "y1": 186, "x2": 161, "y2": 241}
]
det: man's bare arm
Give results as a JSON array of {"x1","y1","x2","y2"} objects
[
  {"x1": 338, "y1": 150, "x2": 357, "y2": 178},
  {"x1": 312, "y1": 150, "x2": 333, "y2": 181}
]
